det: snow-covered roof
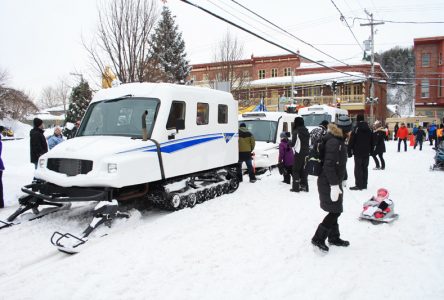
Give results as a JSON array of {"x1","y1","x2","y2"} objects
[
  {"x1": 25, "y1": 112, "x2": 65, "y2": 121},
  {"x1": 298, "y1": 60, "x2": 377, "y2": 69},
  {"x1": 250, "y1": 72, "x2": 367, "y2": 87},
  {"x1": 44, "y1": 105, "x2": 65, "y2": 113}
]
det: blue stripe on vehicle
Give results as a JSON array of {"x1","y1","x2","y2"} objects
[
  {"x1": 117, "y1": 133, "x2": 235, "y2": 154},
  {"x1": 144, "y1": 135, "x2": 222, "y2": 153}
]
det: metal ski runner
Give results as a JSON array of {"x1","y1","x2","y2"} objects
[
  {"x1": 0, "y1": 195, "x2": 72, "y2": 230},
  {"x1": 50, "y1": 200, "x2": 129, "y2": 254}
]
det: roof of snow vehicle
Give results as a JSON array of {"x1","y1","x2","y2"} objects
[{"x1": 92, "y1": 82, "x2": 234, "y2": 104}]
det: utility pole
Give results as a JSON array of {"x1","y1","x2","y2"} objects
[{"x1": 361, "y1": 10, "x2": 384, "y2": 124}]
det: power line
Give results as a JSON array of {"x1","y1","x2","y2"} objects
[
  {"x1": 179, "y1": 0, "x2": 369, "y2": 80},
  {"x1": 353, "y1": 17, "x2": 444, "y2": 24},
  {"x1": 228, "y1": 0, "x2": 351, "y2": 66},
  {"x1": 330, "y1": 0, "x2": 366, "y2": 53}
]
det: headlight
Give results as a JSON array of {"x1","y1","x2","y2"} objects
[
  {"x1": 108, "y1": 163, "x2": 118, "y2": 173},
  {"x1": 39, "y1": 158, "x2": 46, "y2": 168}
]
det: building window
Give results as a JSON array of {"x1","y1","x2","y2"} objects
[
  {"x1": 284, "y1": 67, "x2": 292, "y2": 76},
  {"x1": 439, "y1": 53, "x2": 443, "y2": 65},
  {"x1": 422, "y1": 53, "x2": 431, "y2": 67},
  {"x1": 284, "y1": 88, "x2": 292, "y2": 97},
  {"x1": 271, "y1": 68, "x2": 278, "y2": 77},
  {"x1": 353, "y1": 84, "x2": 362, "y2": 95},
  {"x1": 421, "y1": 79, "x2": 430, "y2": 98},
  {"x1": 343, "y1": 85, "x2": 351, "y2": 95},
  {"x1": 243, "y1": 70, "x2": 250, "y2": 78},
  {"x1": 439, "y1": 79, "x2": 442, "y2": 98},
  {"x1": 203, "y1": 74, "x2": 209, "y2": 81},
  {"x1": 196, "y1": 102, "x2": 209, "y2": 125},
  {"x1": 258, "y1": 70, "x2": 265, "y2": 79}
]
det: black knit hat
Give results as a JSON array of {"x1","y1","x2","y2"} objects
[
  {"x1": 294, "y1": 116, "x2": 304, "y2": 127},
  {"x1": 33, "y1": 117, "x2": 43, "y2": 128},
  {"x1": 336, "y1": 115, "x2": 352, "y2": 133},
  {"x1": 239, "y1": 122, "x2": 246, "y2": 128},
  {"x1": 320, "y1": 120, "x2": 329, "y2": 127},
  {"x1": 357, "y1": 114, "x2": 364, "y2": 122}
]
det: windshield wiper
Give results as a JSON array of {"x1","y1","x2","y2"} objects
[{"x1": 104, "y1": 94, "x2": 133, "y2": 103}]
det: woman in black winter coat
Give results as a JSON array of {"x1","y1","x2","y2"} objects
[
  {"x1": 312, "y1": 117, "x2": 352, "y2": 253},
  {"x1": 30, "y1": 118, "x2": 48, "y2": 169},
  {"x1": 371, "y1": 121, "x2": 386, "y2": 170}
]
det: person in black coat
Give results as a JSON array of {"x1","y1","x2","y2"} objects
[
  {"x1": 371, "y1": 120, "x2": 386, "y2": 170},
  {"x1": 311, "y1": 116, "x2": 352, "y2": 253},
  {"x1": 290, "y1": 117, "x2": 310, "y2": 192},
  {"x1": 394, "y1": 122, "x2": 399, "y2": 141},
  {"x1": 30, "y1": 118, "x2": 48, "y2": 169},
  {"x1": 348, "y1": 114, "x2": 372, "y2": 190}
]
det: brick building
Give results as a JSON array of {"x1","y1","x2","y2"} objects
[
  {"x1": 189, "y1": 54, "x2": 388, "y2": 122},
  {"x1": 414, "y1": 36, "x2": 444, "y2": 119}
]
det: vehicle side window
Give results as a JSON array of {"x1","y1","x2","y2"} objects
[
  {"x1": 166, "y1": 101, "x2": 186, "y2": 129},
  {"x1": 218, "y1": 104, "x2": 228, "y2": 124},
  {"x1": 197, "y1": 102, "x2": 209, "y2": 125},
  {"x1": 283, "y1": 122, "x2": 288, "y2": 132}
]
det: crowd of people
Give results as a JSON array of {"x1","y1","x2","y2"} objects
[{"x1": 238, "y1": 114, "x2": 443, "y2": 253}]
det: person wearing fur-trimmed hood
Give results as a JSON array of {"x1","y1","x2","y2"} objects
[{"x1": 311, "y1": 116, "x2": 352, "y2": 253}]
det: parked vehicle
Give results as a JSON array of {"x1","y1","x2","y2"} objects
[
  {"x1": 238, "y1": 111, "x2": 296, "y2": 171},
  {"x1": 297, "y1": 105, "x2": 349, "y2": 132}
]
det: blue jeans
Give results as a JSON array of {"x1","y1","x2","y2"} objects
[{"x1": 237, "y1": 158, "x2": 256, "y2": 181}]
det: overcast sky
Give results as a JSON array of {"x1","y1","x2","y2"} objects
[{"x1": 0, "y1": 0, "x2": 442, "y2": 100}]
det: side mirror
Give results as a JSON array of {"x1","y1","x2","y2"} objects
[{"x1": 175, "y1": 119, "x2": 185, "y2": 133}]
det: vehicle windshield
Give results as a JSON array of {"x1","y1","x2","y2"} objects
[
  {"x1": 77, "y1": 97, "x2": 159, "y2": 138},
  {"x1": 301, "y1": 114, "x2": 332, "y2": 126},
  {"x1": 240, "y1": 120, "x2": 278, "y2": 142}
]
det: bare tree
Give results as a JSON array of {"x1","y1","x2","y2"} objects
[
  {"x1": 0, "y1": 87, "x2": 38, "y2": 120},
  {"x1": 211, "y1": 30, "x2": 249, "y2": 93},
  {"x1": 40, "y1": 86, "x2": 59, "y2": 108},
  {"x1": 84, "y1": 0, "x2": 159, "y2": 84},
  {"x1": 0, "y1": 68, "x2": 9, "y2": 87}
]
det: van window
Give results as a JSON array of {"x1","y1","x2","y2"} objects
[
  {"x1": 167, "y1": 101, "x2": 186, "y2": 129},
  {"x1": 283, "y1": 122, "x2": 288, "y2": 132},
  {"x1": 197, "y1": 102, "x2": 209, "y2": 125},
  {"x1": 218, "y1": 104, "x2": 228, "y2": 124}
]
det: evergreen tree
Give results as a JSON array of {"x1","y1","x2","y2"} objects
[
  {"x1": 375, "y1": 47, "x2": 415, "y2": 84},
  {"x1": 64, "y1": 80, "x2": 92, "y2": 135},
  {"x1": 149, "y1": 6, "x2": 190, "y2": 83}
]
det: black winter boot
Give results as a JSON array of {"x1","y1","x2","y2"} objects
[
  {"x1": 300, "y1": 184, "x2": 309, "y2": 192},
  {"x1": 328, "y1": 224, "x2": 350, "y2": 247},
  {"x1": 311, "y1": 224, "x2": 330, "y2": 252},
  {"x1": 290, "y1": 180, "x2": 300, "y2": 192}
]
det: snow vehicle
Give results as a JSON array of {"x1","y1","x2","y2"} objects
[
  {"x1": 298, "y1": 105, "x2": 348, "y2": 133},
  {"x1": 430, "y1": 141, "x2": 444, "y2": 171},
  {"x1": 359, "y1": 188, "x2": 399, "y2": 224},
  {"x1": 238, "y1": 111, "x2": 296, "y2": 172},
  {"x1": 2, "y1": 83, "x2": 240, "y2": 252}
]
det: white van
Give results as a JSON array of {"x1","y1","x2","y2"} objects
[
  {"x1": 238, "y1": 112, "x2": 296, "y2": 171},
  {"x1": 297, "y1": 104, "x2": 349, "y2": 132}
]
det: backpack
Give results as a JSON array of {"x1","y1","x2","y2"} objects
[{"x1": 305, "y1": 138, "x2": 326, "y2": 176}]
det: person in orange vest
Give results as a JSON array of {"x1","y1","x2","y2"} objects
[
  {"x1": 396, "y1": 123, "x2": 409, "y2": 152},
  {"x1": 437, "y1": 124, "x2": 444, "y2": 145}
]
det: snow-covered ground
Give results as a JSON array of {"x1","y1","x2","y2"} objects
[{"x1": 0, "y1": 125, "x2": 443, "y2": 300}]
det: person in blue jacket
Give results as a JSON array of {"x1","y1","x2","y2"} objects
[{"x1": 47, "y1": 126, "x2": 64, "y2": 150}]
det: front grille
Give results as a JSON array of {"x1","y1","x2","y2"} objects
[{"x1": 47, "y1": 158, "x2": 93, "y2": 176}]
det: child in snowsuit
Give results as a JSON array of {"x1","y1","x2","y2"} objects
[
  {"x1": 278, "y1": 132, "x2": 294, "y2": 184},
  {"x1": 362, "y1": 188, "x2": 394, "y2": 220}
]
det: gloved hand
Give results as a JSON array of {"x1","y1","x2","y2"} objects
[{"x1": 330, "y1": 185, "x2": 342, "y2": 202}]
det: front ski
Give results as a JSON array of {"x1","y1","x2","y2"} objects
[
  {"x1": 50, "y1": 200, "x2": 129, "y2": 254},
  {"x1": 0, "y1": 202, "x2": 72, "y2": 230},
  {"x1": 359, "y1": 214, "x2": 399, "y2": 225}
]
